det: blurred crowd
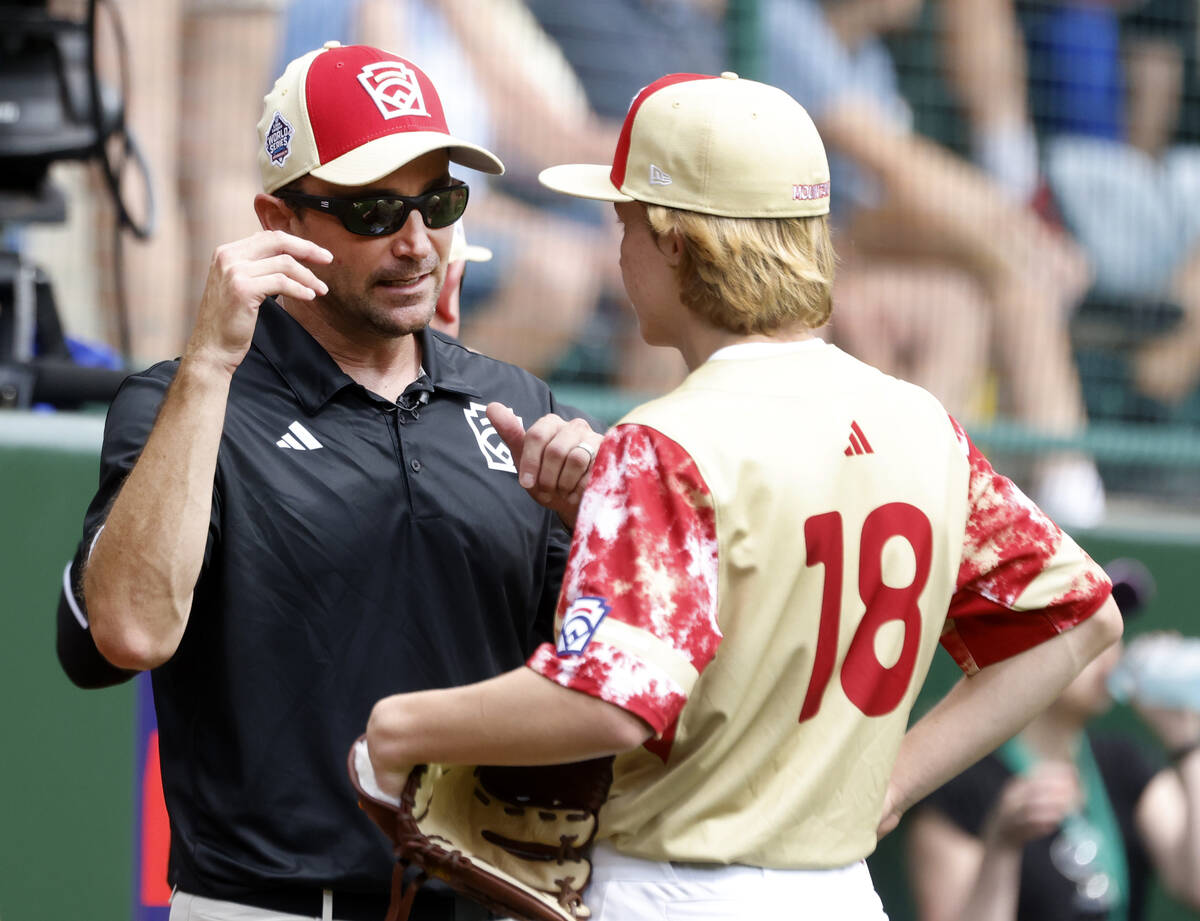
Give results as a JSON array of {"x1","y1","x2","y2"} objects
[{"x1": 11, "y1": 0, "x2": 1200, "y2": 526}]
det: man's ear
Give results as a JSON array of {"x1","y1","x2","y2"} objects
[
  {"x1": 255, "y1": 192, "x2": 295, "y2": 232},
  {"x1": 433, "y1": 260, "x2": 466, "y2": 338}
]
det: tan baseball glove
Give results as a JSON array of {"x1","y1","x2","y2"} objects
[{"x1": 348, "y1": 737, "x2": 613, "y2": 921}]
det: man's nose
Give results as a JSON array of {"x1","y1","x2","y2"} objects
[{"x1": 390, "y1": 209, "x2": 435, "y2": 259}]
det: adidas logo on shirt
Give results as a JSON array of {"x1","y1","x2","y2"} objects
[
  {"x1": 844, "y1": 420, "x2": 873, "y2": 456},
  {"x1": 276, "y1": 421, "x2": 323, "y2": 450}
]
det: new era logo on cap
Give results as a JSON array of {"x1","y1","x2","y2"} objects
[
  {"x1": 257, "y1": 41, "x2": 504, "y2": 193},
  {"x1": 649, "y1": 164, "x2": 673, "y2": 185}
]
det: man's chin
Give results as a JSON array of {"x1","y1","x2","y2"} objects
[{"x1": 364, "y1": 302, "x2": 438, "y2": 338}]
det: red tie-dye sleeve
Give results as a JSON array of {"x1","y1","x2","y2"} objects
[
  {"x1": 526, "y1": 423, "x2": 721, "y2": 734},
  {"x1": 941, "y1": 417, "x2": 1112, "y2": 674}
]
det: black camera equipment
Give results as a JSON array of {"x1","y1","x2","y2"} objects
[{"x1": 0, "y1": 0, "x2": 151, "y2": 408}]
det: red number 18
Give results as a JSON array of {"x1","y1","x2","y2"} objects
[{"x1": 798, "y1": 503, "x2": 933, "y2": 722}]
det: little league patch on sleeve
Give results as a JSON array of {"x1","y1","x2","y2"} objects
[
  {"x1": 265, "y1": 111, "x2": 294, "y2": 167},
  {"x1": 557, "y1": 596, "x2": 611, "y2": 656}
]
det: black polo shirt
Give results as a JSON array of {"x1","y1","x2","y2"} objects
[{"x1": 63, "y1": 298, "x2": 578, "y2": 901}]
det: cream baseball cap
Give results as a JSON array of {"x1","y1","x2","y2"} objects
[
  {"x1": 539, "y1": 72, "x2": 829, "y2": 218},
  {"x1": 258, "y1": 41, "x2": 504, "y2": 194},
  {"x1": 448, "y1": 221, "x2": 492, "y2": 265}
]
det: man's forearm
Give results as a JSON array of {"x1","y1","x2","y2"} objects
[
  {"x1": 883, "y1": 597, "x2": 1123, "y2": 831},
  {"x1": 84, "y1": 357, "x2": 233, "y2": 671}
]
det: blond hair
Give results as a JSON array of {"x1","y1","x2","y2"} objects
[{"x1": 644, "y1": 205, "x2": 836, "y2": 335}]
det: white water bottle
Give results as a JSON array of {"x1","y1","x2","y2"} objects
[{"x1": 1107, "y1": 633, "x2": 1200, "y2": 711}]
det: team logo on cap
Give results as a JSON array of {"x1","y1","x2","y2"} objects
[
  {"x1": 265, "y1": 111, "x2": 294, "y2": 166},
  {"x1": 557, "y1": 596, "x2": 611, "y2": 656},
  {"x1": 357, "y1": 61, "x2": 430, "y2": 121}
]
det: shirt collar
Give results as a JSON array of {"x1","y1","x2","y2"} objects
[
  {"x1": 707, "y1": 338, "x2": 826, "y2": 362},
  {"x1": 251, "y1": 298, "x2": 483, "y2": 413}
]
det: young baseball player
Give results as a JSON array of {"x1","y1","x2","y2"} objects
[{"x1": 364, "y1": 72, "x2": 1123, "y2": 919}]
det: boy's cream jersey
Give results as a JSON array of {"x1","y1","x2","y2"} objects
[{"x1": 528, "y1": 340, "x2": 1111, "y2": 868}]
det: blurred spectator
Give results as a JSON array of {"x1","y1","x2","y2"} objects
[
  {"x1": 904, "y1": 567, "x2": 1200, "y2": 921},
  {"x1": 519, "y1": 0, "x2": 733, "y2": 393},
  {"x1": 522, "y1": 0, "x2": 728, "y2": 122},
  {"x1": 38, "y1": 0, "x2": 284, "y2": 364},
  {"x1": 1023, "y1": 0, "x2": 1200, "y2": 406},
  {"x1": 941, "y1": 0, "x2": 1042, "y2": 202},
  {"x1": 761, "y1": 0, "x2": 1107, "y2": 528}
]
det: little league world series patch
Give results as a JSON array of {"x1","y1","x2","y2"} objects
[{"x1": 265, "y1": 111, "x2": 294, "y2": 167}]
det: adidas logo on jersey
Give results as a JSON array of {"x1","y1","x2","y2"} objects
[
  {"x1": 276, "y1": 421, "x2": 323, "y2": 450},
  {"x1": 844, "y1": 420, "x2": 873, "y2": 456}
]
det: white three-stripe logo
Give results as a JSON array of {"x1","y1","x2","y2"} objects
[{"x1": 276, "y1": 421, "x2": 323, "y2": 450}]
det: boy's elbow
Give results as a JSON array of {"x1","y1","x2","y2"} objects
[
  {"x1": 1067, "y1": 594, "x2": 1123, "y2": 669},
  {"x1": 1090, "y1": 595, "x2": 1125, "y2": 650},
  {"x1": 603, "y1": 704, "x2": 655, "y2": 753}
]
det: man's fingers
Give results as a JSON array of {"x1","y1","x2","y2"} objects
[
  {"x1": 251, "y1": 229, "x2": 334, "y2": 265},
  {"x1": 526, "y1": 417, "x2": 600, "y2": 493},
  {"x1": 518, "y1": 414, "x2": 561, "y2": 491},
  {"x1": 489, "y1": 407, "x2": 600, "y2": 524},
  {"x1": 556, "y1": 442, "x2": 595, "y2": 496},
  {"x1": 242, "y1": 253, "x2": 330, "y2": 298},
  {"x1": 486, "y1": 402, "x2": 529, "y2": 482},
  {"x1": 209, "y1": 234, "x2": 332, "y2": 305},
  {"x1": 214, "y1": 230, "x2": 333, "y2": 272},
  {"x1": 258, "y1": 273, "x2": 327, "y2": 302}
]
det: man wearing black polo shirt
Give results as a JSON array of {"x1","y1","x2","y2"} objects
[{"x1": 55, "y1": 42, "x2": 602, "y2": 921}]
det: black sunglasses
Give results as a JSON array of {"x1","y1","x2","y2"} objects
[{"x1": 276, "y1": 183, "x2": 469, "y2": 236}]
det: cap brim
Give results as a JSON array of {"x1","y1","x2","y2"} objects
[
  {"x1": 451, "y1": 238, "x2": 493, "y2": 263},
  {"x1": 310, "y1": 131, "x2": 504, "y2": 188},
  {"x1": 462, "y1": 243, "x2": 492, "y2": 263},
  {"x1": 538, "y1": 164, "x2": 633, "y2": 202}
]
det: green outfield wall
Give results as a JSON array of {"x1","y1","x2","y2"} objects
[{"x1": 2, "y1": 411, "x2": 1196, "y2": 921}]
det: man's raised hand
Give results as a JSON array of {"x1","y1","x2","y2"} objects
[{"x1": 186, "y1": 231, "x2": 332, "y2": 375}]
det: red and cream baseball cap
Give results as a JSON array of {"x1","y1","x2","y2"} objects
[
  {"x1": 539, "y1": 72, "x2": 829, "y2": 218},
  {"x1": 257, "y1": 41, "x2": 504, "y2": 194}
]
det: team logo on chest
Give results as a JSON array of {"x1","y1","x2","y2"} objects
[
  {"x1": 463, "y1": 402, "x2": 518, "y2": 473},
  {"x1": 357, "y1": 61, "x2": 430, "y2": 120},
  {"x1": 557, "y1": 596, "x2": 611, "y2": 656}
]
